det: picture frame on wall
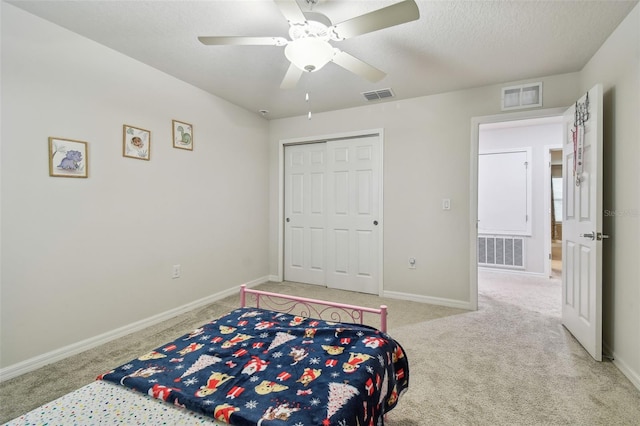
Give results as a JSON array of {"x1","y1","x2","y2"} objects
[
  {"x1": 172, "y1": 119, "x2": 193, "y2": 151},
  {"x1": 48, "y1": 137, "x2": 88, "y2": 178},
  {"x1": 123, "y1": 124, "x2": 151, "y2": 160}
]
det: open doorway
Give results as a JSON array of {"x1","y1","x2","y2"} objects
[
  {"x1": 549, "y1": 148, "x2": 563, "y2": 278},
  {"x1": 471, "y1": 87, "x2": 604, "y2": 360},
  {"x1": 475, "y1": 114, "x2": 563, "y2": 309}
]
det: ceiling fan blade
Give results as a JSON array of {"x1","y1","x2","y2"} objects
[
  {"x1": 280, "y1": 63, "x2": 304, "y2": 89},
  {"x1": 330, "y1": 0, "x2": 420, "y2": 40},
  {"x1": 198, "y1": 36, "x2": 288, "y2": 46},
  {"x1": 331, "y1": 50, "x2": 386, "y2": 82},
  {"x1": 274, "y1": 0, "x2": 307, "y2": 24}
]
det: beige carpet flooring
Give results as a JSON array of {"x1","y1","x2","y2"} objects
[{"x1": 1, "y1": 272, "x2": 640, "y2": 425}]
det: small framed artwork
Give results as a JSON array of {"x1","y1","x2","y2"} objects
[
  {"x1": 48, "y1": 137, "x2": 88, "y2": 178},
  {"x1": 172, "y1": 119, "x2": 193, "y2": 150},
  {"x1": 123, "y1": 124, "x2": 151, "y2": 160}
]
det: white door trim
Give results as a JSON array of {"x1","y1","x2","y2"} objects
[
  {"x1": 544, "y1": 144, "x2": 563, "y2": 278},
  {"x1": 470, "y1": 107, "x2": 566, "y2": 310},
  {"x1": 277, "y1": 128, "x2": 385, "y2": 295}
]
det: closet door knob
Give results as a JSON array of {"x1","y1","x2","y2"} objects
[{"x1": 373, "y1": 220, "x2": 378, "y2": 226}]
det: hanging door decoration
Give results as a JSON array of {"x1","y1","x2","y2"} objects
[{"x1": 572, "y1": 92, "x2": 590, "y2": 187}]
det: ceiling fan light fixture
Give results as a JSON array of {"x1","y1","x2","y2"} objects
[{"x1": 284, "y1": 38, "x2": 335, "y2": 72}]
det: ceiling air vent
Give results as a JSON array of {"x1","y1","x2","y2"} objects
[{"x1": 362, "y1": 88, "x2": 395, "y2": 101}]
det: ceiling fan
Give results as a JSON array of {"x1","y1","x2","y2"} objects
[{"x1": 198, "y1": 0, "x2": 420, "y2": 89}]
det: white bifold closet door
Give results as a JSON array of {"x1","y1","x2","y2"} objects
[
  {"x1": 284, "y1": 143, "x2": 327, "y2": 285},
  {"x1": 284, "y1": 136, "x2": 381, "y2": 294}
]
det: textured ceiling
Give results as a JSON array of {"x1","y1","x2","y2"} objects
[{"x1": 8, "y1": 0, "x2": 638, "y2": 119}]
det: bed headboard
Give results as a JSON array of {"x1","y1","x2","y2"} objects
[{"x1": 240, "y1": 285, "x2": 388, "y2": 333}]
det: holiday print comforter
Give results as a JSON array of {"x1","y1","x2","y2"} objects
[{"x1": 99, "y1": 307, "x2": 408, "y2": 426}]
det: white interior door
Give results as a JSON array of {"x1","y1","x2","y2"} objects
[
  {"x1": 325, "y1": 136, "x2": 381, "y2": 294},
  {"x1": 561, "y1": 84, "x2": 604, "y2": 361},
  {"x1": 284, "y1": 143, "x2": 326, "y2": 285}
]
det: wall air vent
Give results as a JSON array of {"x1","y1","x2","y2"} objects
[
  {"x1": 362, "y1": 88, "x2": 395, "y2": 101},
  {"x1": 501, "y1": 82, "x2": 543, "y2": 111},
  {"x1": 478, "y1": 235, "x2": 525, "y2": 269}
]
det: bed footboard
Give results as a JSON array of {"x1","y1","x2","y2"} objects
[{"x1": 240, "y1": 284, "x2": 388, "y2": 333}]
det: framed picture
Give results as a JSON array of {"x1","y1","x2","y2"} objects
[
  {"x1": 123, "y1": 124, "x2": 151, "y2": 160},
  {"x1": 48, "y1": 137, "x2": 88, "y2": 178},
  {"x1": 172, "y1": 119, "x2": 193, "y2": 150}
]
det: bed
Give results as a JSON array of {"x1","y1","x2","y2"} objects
[{"x1": 5, "y1": 285, "x2": 409, "y2": 426}]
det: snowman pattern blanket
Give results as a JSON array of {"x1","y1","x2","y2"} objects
[{"x1": 99, "y1": 307, "x2": 409, "y2": 426}]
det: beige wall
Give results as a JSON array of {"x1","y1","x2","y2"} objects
[
  {"x1": 268, "y1": 73, "x2": 579, "y2": 306},
  {"x1": 580, "y1": 3, "x2": 640, "y2": 387},
  {"x1": 0, "y1": 4, "x2": 270, "y2": 368}
]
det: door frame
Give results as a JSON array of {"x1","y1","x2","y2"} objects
[
  {"x1": 276, "y1": 128, "x2": 385, "y2": 294},
  {"x1": 544, "y1": 144, "x2": 563, "y2": 278},
  {"x1": 470, "y1": 108, "x2": 565, "y2": 310}
]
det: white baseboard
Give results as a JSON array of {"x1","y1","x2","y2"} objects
[
  {"x1": 383, "y1": 290, "x2": 473, "y2": 310},
  {"x1": 0, "y1": 276, "x2": 270, "y2": 382},
  {"x1": 267, "y1": 275, "x2": 281, "y2": 282},
  {"x1": 478, "y1": 267, "x2": 547, "y2": 277},
  {"x1": 604, "y1": 342, "x2": 640, "y2": 392}
]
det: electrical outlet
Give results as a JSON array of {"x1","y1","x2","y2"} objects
[
  {"x1": 172, "y1": 264, "x2": 181, "y2": 279},
  {"x1": 442, "y1": 198, "x2": 451, "y2": 210},
  {"x1": 408, "y1": 257, "x2": 416, "y2": 269}
]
